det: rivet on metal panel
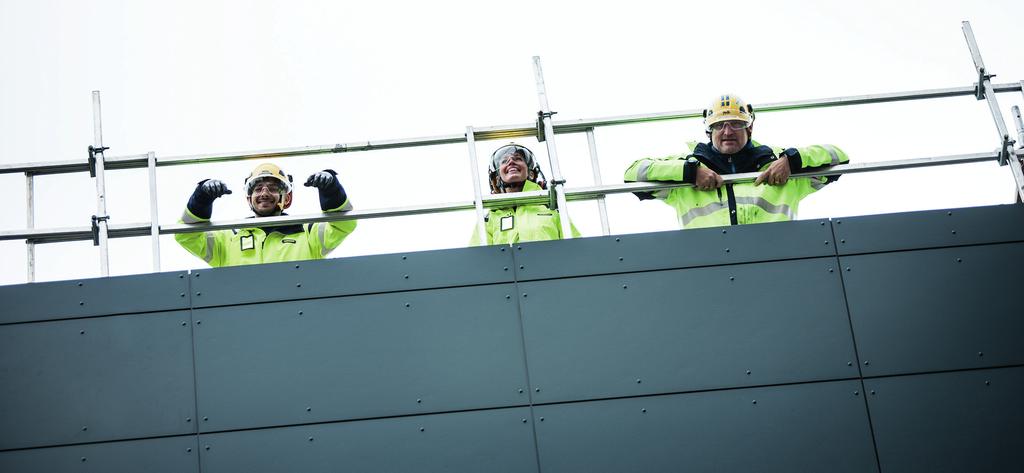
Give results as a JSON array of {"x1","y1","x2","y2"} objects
[
  {"x1": 618, "y1": 257, "x2": 624, "y2": 261},
  {"x1": 81, "y1": 457, "x2": 86, "y2": 462},
  {"x1": 181, "y1": 322, "x2": 187, "y2": 327},
  {"x1": 203, "y1": 417, "x2": 208, "y2": 421},
  {"x1": 80, "y1": 330, "x2": 85, "y2": 335},
  {"x1": 840, "y1": 239, "x2": 846, "y2": 244},
  {"x1": 854, "y1": 391, "x2": 859, "y2": 396},
  {"x1": 636, "y1": 379, "x2": 642, "y2": 384},
  {"x1": 622, "y1": 285, "x2": 628, "y2": 289},
  {"x1": 947, "y1": 212, "x2": 953, "y2": 216},
  {"x1": 186, "y1": 448, "x2": 192, "y2": 453},
  {"x1": 820, "y1": 221, "x2": 825, "y2": 226},
  {"x1": 863, "y1": 361, "x2": 869, "y2": 366},
  {"x1": 81, "y1": 426, "x2": 87, "y2": 431},
  {"x1": 978, "y1": 352, "x2": 984, "y2": 357},
  {"x1": 870, "y1": 390, "x2": 876, "y2": 395},
  {"x1": 518, "y1": 389, "x2": 524, "y2": 394},
  {"x1": 308, "y1": 437, "x2": 314, "y2": 442},
  {"x1": 417, "y1": 399, "x2": 421, "y2": 403},
  {"x1": 306, "y1": 407, "x2": 311, "y2": 412},
  {"x1": 729, "y1": 276, "x2": 735, "y2": 281},
  {"x1": 405, "y1": 303, "x2": 411, "y2": 308},
  {"x1": 79, "y1": 301, "x2": 84, "y2": 306},
  {"x1": 615, "y1": 238, "x2": 620, "y2": 242},
  {"x1": 721, "y1": 229, "x2": 727, "y2": 234},
  {"x1": 403, "y1": 274, "x2": 409, "y2": 279},
  {"x1": 186, "y1": 417, "x2": 191, "y2": 422},
  {"x1": 196, "y1": 292, "x2": 202, "y2": 296},
  {"x1": 179, "y1": 274, "x2": 184, "y2": 279},
  {"x1": 204, "y1": 445, "x2": 210, "y2": 450},
  {"x1": 402, "y1": 256, "x2": 407, "y2": 260},
  {"x1": 195, "y1": 273, "x2": 200, "y2": 278},
  {"x1": 519, "y1": 265, "x2": 524, "y2": 270},
  {"x1": 505, "y1": 295, "x2": 511, "y2": 299},
  {"x1": 501, "y1": 247, "x2": 506, "y2": 252},
  {"x1": 504, "y1": 267, "x2": 509, "y2": 271},
  {"x1": 985, "y1": 381, "x2": 990, "y2": 386},
  {"x1": 298, "y1": 311, "x2": 303, "y2": 316},
  {"x1": 540, "y1": 417, "x2": 545, "y2": 421},
  {"x1": 521, "y1": 418, "x2": 528, "y2": 423},
  {"x1": 517, "y1": 246, "x2": 522, "y2": 250},
  {"x1": 751, "y1": 400, "x2": 757, "y2": 404},
  {"x1": 951, "y1": 229, "x2": 957, "y2": 235},
  {"x1": 845, "y1": 267, "x2": 851, "y2": 272},
  {"x1": 77, "y1": 282, "x2": 83, "y2": 287},
  {"x1": 847, "y1": 362, "x2": 852, "y2": 366},
  {"x1": 196, "y1": 320, "x2": 202, "y2": 325},
  {"x1": 294, "y1": 264, "x2": 300, "y2": 269},
  {"x1": 180, "y1": 293, "x2": 185, "y2": 297},
  {"x1": 725, "y1": 248, "x2": 730, "y2": 253},
  {"x1": 296, "y1": 283, "x2": 302, "y2": 288},
  {"x1": 837, "y1": 220, "x2": 842, "y2": 225},
  {"x1": 825, "y1": 241, "x2": 830, "y2": 245},
  {"x1": 745, "y1": 370, "x2": 751, "y2": 375},
  {"x1": 641, "y1": 408, "x2": 647, "y2": 413},
  {"x1": 956, "y1": 258, "x2": 963, "y2": 263},
  {"x1": 419, "y1": 427, "x2": 425, "y2": 432},
  {"x1": 828, "y1": 268, "x2": 834, "y2": 273},
  {"x1": 535, "y1": 388, "x2": 541, "y2": 392},
  {"x1": 523, "y1": 293, "x2": 528, "y2": 298}
]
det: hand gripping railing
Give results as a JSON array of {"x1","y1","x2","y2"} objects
[{"x1": 1, "y1": 21, "x2": 1021, "y2": 283}]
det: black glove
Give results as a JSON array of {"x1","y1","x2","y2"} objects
[
  {"x1": 304, "y1": 171, "x2": 335, "y2": 189},
  {"x1": 200, "y1": 179, "x2": 232, "y2": 198}
]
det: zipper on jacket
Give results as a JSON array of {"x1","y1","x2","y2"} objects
[{"x1": 725, "y1": 184, "x2": 738, "y2": 225}]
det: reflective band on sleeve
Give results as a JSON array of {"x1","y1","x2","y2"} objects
[
  {"x1": 735, "y1": 196, "x2": 795, "y2": 220},
  {"x1": 680, "y1": 201, "x2": 729, "y2": 226},
  {"x1": 636, "y1": 161, "x2": 653, "y2": 182},
  {"x1": 181, "y1": 210, "x2": 207, "y2": 224},
  {"x1": 318, "y1": 222, "x2": 328, "y2": 256},
  {"x1": 204, "y1": 233, "x2": 215, "y2": 263},
  {"x1": 822, "y1": 144, "x2": 841, "y2": 165},
  {"x1": 809, "y1": 177, "x2": 827, "y2": 191}
]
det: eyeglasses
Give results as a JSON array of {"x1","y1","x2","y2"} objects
[
  {"x1": 708, "y1": 121, "x2": 750, "y2": 132},
  {"x1": 251, "y1": 183, "x2": 283, "y2": 195}
]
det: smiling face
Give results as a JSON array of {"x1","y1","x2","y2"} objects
[
  {"x1": 498, "y1": 151, "x2": 528, "y2": 185},
  {"x1": 711, "y1": 121, "x2": 752, "y2": 155},
  {"x1": 247, "y1": 178, "x2": 292, "y2": 217}
]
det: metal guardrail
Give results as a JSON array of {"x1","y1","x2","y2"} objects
[{"x1": 3, "y1": 21, "x2": 1023, "y2": 282}]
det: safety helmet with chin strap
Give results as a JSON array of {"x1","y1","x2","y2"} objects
[
  {"x1": 703, "y1": 93, "x2": 755, "y2": 132},
  {"x1": 244, "y1": 163, "x2": 293, "y2": 212},
  {"x1": 487, "y1": 143, "x2": 547, "y2": 193}
]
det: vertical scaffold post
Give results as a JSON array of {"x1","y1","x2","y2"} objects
[
  {"x1": 466, "y1": 126, "x2": 488, "y2": 243},
  {"x1": 25, "y1": 172, "x2": 35, "y2": 282},
  {"x1": 532, "y1": 56, "x2": 573, "y2": 240},
  {"x1": 961, "y1": 21, "x2": 1015, "y2": 165},
  {"x1": 147, "y1": 151, "x2": 161, "y2": 271},
  {"x1": 1010, "y1": 105, "x2": 1024, "y2": 202},
  {"x1": 585, "y1": 128, "x2": 611, "y2": 236},
  {"x1": 91, "y1": 90, "x2": 110, "y2": 276}
]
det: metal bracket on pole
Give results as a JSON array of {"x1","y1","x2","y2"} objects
[
  {"x1": 532, "y1": 56, "x2": 574, "y2": 240},
  {"x1": 90, "y1": 215, "x2": 110, "y2": 246},
  {"x1": 1009, "y1": 105, "x2": 1024, "y2": 203},
  {"x1": 87, "y1": 145, "x2": 109, "y2": 178},
  {"x1": 536, "y1": 111, "x2": 557, "y2": 142},
  {"x1": 547, "y1": 179, "x2": 565, "y2": 211},
  {"x1": 962, "y1": 21, "x2": 1015, "y2": 165}
]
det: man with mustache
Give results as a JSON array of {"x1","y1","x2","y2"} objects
[
  {"x1": 625, "y1": 94, "x2": 849, "y2": 229},
  {"x1": 175, "y1": 162, "x2": 356, "y2": 267},
  {"x1": 471, "y1": 143, "x2": 580, "y2": 245}
]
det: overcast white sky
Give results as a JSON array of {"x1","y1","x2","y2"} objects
[{"x1": 1, "y1": 0, "x2": 1022, "y2": 285}]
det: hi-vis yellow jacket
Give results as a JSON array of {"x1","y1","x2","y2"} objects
[
  {"x1": 624, "y1": 140, "x2": 848, "y2": 229},
  {"x1": 470, "y1": 180, "x2": 581, "y2": 246}
]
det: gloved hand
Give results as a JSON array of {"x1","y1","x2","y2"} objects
[
  {"x1": 304, "y1": 171, "x2": 336, "y2": 189},
  {"x1": 200, "y1": 179, "x2": 232, "y2": 198}
]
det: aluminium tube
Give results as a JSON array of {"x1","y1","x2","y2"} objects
[{"x1": 532, "y1": 56, "x2": 574, "y2": 240}]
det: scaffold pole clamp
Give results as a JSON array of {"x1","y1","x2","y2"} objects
[{"x1": 87, "y1": 145, "x2": 109, "y2": 178}]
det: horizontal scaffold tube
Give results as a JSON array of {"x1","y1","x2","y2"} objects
[{"x1": 0, "y1": 150, "x2": 1003, "y2": 244}]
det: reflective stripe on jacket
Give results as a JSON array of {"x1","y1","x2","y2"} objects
[
  {"x1": 174, "y1": 200, "x2": 356, "y2": 267},
  {"x1": 470, "y1": 180, "x2": 581, "y2": 246},
  {"x1": 624, "y1": 140, "x2": 848, "y2": 229}
]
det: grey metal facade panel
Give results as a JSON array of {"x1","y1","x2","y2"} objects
[
  {"x1": 0, "y1": 436, "x2": 199, "y2": 473},
  {"x1": 189, "y1": 245, "x2": 514, "y2": 308},
  {"x1": 0, "y1": 311, "x2": 196, "y2": 450},
  {"x1": 833, "y1": 204, "x2": 1024, "y2": 255},
  {"x1": 865, "y1": 367, "x2": 1024, "y2": 473},
  {"x1": 519, "y1": 257, "x2": 859, "y2": 404},
  {"x1": 193, "y1": 284, "x2": 529, "y2": 432},
  {"x1": 533, "y1": 380, "x2": 877, "y2": 473},
  {"x1": 842, "y1": 243, "x2": 1024, "y2": 377},
  {"x1": 198, "y1": 407, "x2": 538, "y2": 473},
  {"x1": 513, "y1": 219, "x2": 835, "y2": 281},
  {"x1": 0, "y1": 271, "x2": 189, "y2": 324}
]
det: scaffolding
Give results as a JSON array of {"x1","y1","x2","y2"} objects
[{"x1": 1, "y1": 21, "x2": 1022, "y2": 282}]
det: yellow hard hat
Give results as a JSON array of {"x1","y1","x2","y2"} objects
[
  {"x1": 244, "y1": 163, "x2": 293, "y2": 195},
  {"x1": 703, "y1": 94, "x2": 754, "y2": 131}
]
